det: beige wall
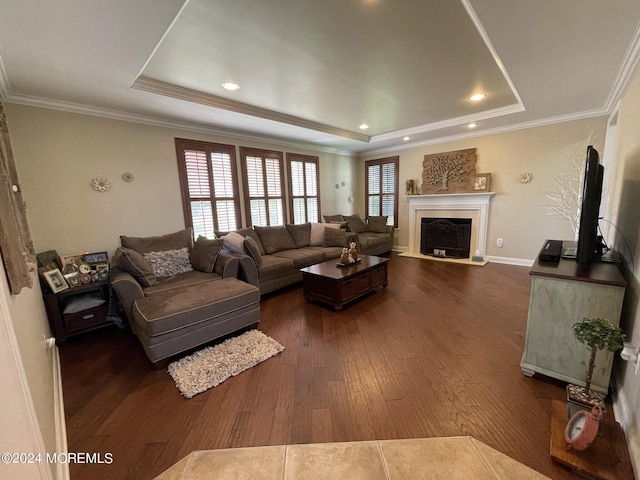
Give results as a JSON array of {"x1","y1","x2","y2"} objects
[
  {"x1": 360, "y1": 117, "x2": 609, "y2": 262},
  {"x1": 6, "y1": 105, "x2": 357, "y2": 257},
  {"x1": 609, "y1": 56, "x2": 640, "y2": 476}
]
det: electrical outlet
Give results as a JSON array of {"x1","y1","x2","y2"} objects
[{"x1": 497, "y1": 238, "x2": 503, "y2": 248}]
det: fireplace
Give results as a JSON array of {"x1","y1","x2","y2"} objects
[
  {"x1": 405, "y1": 193, "x2": 494, "y2": 261},
  {"x1": 421, "y1": 218, "x2": 472, "y2": 258}
]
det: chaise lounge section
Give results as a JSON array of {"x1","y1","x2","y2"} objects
[{"x1": 111, "y1": 228, "x2": 260, "y2": 363}]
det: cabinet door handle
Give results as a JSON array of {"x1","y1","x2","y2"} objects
[{"x1": 82, "y1": 314, "x2": 95, "y2": 320}]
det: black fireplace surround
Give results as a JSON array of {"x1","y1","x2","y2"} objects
[{"x1": 420, "y1": 218, "x2": 472, "y2": 259}]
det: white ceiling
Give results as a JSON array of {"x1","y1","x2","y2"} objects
[{"x1": 1, "y1": 0, "x2": 639, "y2": 155}]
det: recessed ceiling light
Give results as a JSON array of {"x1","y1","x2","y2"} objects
[
  {"x1": 359, "y1": 123, "x2": 370, "y2": 130},
  {"x1": 403, "y1": 136, "x2": 411, "y2": 141},
  {"x1": 468, "y1": 123, "x2": 478, "y2": 128},
  {"x1": 221, "y1": 82, "x2": 240, "y2": 91},
  {"x1": 469, "y1": 93, "x2": 486, "y2": 102}
]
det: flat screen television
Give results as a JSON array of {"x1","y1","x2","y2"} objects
[{"x1": 576, "y1": 145, "x2": 604, "y2": 264}]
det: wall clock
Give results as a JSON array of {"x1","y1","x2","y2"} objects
[{"x1": 564, "y1": 405, "x2": 603, "y2": 451}]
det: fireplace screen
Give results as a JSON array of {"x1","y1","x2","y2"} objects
[{"x1": 420, "y1": 218, "x2": 472, "y2": 258}]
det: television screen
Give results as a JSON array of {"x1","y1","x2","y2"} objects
[{"x1": 576, "y1": 146, "x2": 604, "y2": 264}]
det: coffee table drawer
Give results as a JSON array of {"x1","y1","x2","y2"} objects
[{"x1": 372, "y1": 265, "x2": 387, "y2": 286}]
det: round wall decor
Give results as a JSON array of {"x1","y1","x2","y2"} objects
[{"x1": 91, "y1": 177, "x2": 111, "y2": 192}]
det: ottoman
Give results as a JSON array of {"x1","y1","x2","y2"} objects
[{"x1": 132, "y1": 277, "x2": 261, "y2": 362}]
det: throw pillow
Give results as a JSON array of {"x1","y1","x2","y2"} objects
[
  {"x1": 310, "y1": 223, "x2": 339, "y2": 246},
  {"x1": 143, "y1": 247, "x2": 193, "y2": 278},
  {"x1": 323, "y1": 214, "x2": 344, "y2": 223},
  {"x1": 285, "y1": 222, "x2": 311, "y2": 248},
  {"x1": 120, "y1": 228, "x2": 193, "y2": 254},
  {"x1": 323, "y1": 227, "x2": 347, "y2": 247},
  {"x1": 367, "y1": 216, "x2": 389, "y2": 233},
  {"x1": 190, "y1": 236, "x2": 224, "y2": 273},
  {"x1": 254, "y1": 226, "x2": 297, "y2": 254},
  {"x1": 345, "y1": 213, "x2": 367, "y2": 234},
  {"x1": 221, "y1": 231, "x2": 246, "y2": 254},
  {"x1": 243, "y1": 236, "x2": 263, "y2": 268},
  {"x1": 115, "y1": 247, "x2": 157, "y2": 287}
]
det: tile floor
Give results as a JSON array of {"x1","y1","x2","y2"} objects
[{"x1": 155, "y1": 436, "x2": 550, "y2": 479}]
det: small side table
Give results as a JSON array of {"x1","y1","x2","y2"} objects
[{"x1": 42, "y1": 281, "x2": 112, "y2": 342}]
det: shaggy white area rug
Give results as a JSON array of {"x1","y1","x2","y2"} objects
[{"x1": 168, "y1": 329, "x2": 284, "y2": 398}]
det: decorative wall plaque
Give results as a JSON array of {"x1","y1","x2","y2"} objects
[{"x1": 422, "y1": 148, "x2": 477, "y2": 194}]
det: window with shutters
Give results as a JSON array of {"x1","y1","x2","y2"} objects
[
  {"x1": 365, "y1": 156, "x2": 399, "y2": 228},
  {"x1": 240, "y1": 147, "x2": 285, "y2": 226},
  {"x1": 287, "y1": 153, "x2": 320, "y2": 224},
  {"x1": 175, "y1": 138, "x2": 240, "y2": 238}
]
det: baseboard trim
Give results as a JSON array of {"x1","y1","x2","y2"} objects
[
  {"x1": 485, "y1": 255, "x2": 534, "y2": 267},
  {"x1": 613, "y1": 375, "x2": 638, "y2": 478},
  {"x1": 52, "y1": 345, "x2": 70, "y2": 480},
  {"x1": 394, "y1": 246, "x2": 534, "y2": 267}
]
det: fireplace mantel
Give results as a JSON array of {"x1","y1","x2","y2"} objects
[{"x1": 406, "y1": 193, "x2": 495, "y2": 257}]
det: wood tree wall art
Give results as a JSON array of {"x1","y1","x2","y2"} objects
[{"x1": 422, "y1": 148, "x2": 477, "y2": 194}]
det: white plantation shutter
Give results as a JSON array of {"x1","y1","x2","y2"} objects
[
  {"x1": 176, "y1": 139, "x2": 240, "y2": 237},
  {"x1": 366, "y1": 156, "x2": 398, "y2": 228},
  {"x1": 287, "y1": 154, "x2": 320, "y2": 223},
  {"x1": 241, "y1": 148, "x2": 285, "y2": 226}
]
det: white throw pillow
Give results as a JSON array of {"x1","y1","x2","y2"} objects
[
  {"x1": 143, "y1": 247, "x2": 193, "y2": 277},
  {"x1": 221, "y1": 231, "x2": 246, "y2": 253},
  {"x1": 310, "y1": 222, "x2": 340, "y2": 246}
]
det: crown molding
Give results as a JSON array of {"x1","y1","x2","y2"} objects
[
  {"x1": 359, "y1": 108, "x2": 608, "y2": 157},
  {"x1": 606, "y1": 21, "x2": 640, "y2": 112},
  {"x1": 5, "y1": 93, "x2": 357, "y2": 157},
  {"x1": 370, "y1": 103, "x2": 525, "y2": 143},
  {"x1": 131, "y1": 76, "x2": 370, "y2": 143}
]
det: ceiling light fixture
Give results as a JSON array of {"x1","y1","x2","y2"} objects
[
  {"x1": 359, "y1": 123, "x2": 369, "y2": 130},
  {"x1": 469, "y1": 93, "x2": 486, "y2": 102},
  {"x1": 468, "y1": 123, "x2": 478, "y2": 128},
  {"x1": 221, "y1": 82, "x2": 240, "y2": 91},
  {"x1": 403, "y1": 136, "x2": 411, "y2": 141}
]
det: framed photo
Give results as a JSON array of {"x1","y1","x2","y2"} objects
[
  {"x1": 64, "y1": 272, "x2": 81, "y2": 288},
  {"x1": 85, "y1": 251, "x2": 109, "y2": 263},
  {"x1": 43, "y1": 268, "x2": 69, "y2": 293},
  {"x1": 472, "y1": 173, "x2": 492, "y2": 191},
  {"x1": 36, "y1": 250, "x2": 61, "y2": 270},
  {"x1": 60, "y1": 252, "x2": 88, "y2": 266}
]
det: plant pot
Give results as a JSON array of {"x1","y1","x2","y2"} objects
[{"x1": 566, "y1": 384, "x2": 606, "y2": 435}]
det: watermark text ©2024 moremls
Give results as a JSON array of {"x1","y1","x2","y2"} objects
[{"x1": 2, "y1": 452, "x2": 113, "y2": 464}]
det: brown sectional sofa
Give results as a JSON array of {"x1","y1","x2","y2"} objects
[
  {"x1": 111, "y1": 228, "x2": 260, "y2": 363},
  {"x1": 218, "y1": 216, "x2": 394, "y2": 295}
]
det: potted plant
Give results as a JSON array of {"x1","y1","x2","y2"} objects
[{"x1": 567, "y1": 317, "x2": 625, "y2": 419}]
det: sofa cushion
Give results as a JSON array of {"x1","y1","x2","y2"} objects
[
  {"x1": 367, "y1": 216, "x2": 389, "y2": 233},
  {"x1": 323, "y1": 214, "x2": 344, "y2": 223},
  {"x1": 143, "y1": 270, "x2": 222, "y2": 296},
  {"x1": 272, "y1": 248, "x2": 325, "y2": 269},
  {"x1": 115, "y1": 247, "x2": 158, "y2": 287},
  {"x1": 255, "y1": 225, "x2": 297, "y2": 254},
  {"x1": 358, "y1": 232, "x2": 391, "y2": 251},
  {"x1": 323, "y1": 227, "x2": 347, "y2": 247},
  {"x1": 133, "y1": 277, "x2": 260, "y2": 338},
  {"x1": 307, "y1": 246, "x2": 343, "y2": 260},
  {"x1": 310, "y1": 223, "x2": 339, "y2": 246},
  {"x1": 258, "y1": 254, "x2": 295, "y2": 276},
  {"x1": 217, "y1": 228, "x2": 266, "y2": 256},
  {"x1": 285, "y1": 222, "x2": 311, "y2": 248},
  {"x1": 220, "y1": 231, "x2": 246, "y2": 254},
  {"x1": 190, "y1": 236, "x2": 224, "y2": 273},
  {"x1": 243, "y1": 236, "x2": 263, "y2": 268},
  {"x1": 345, "y1": 214, "x2": 367, "y2": 234},
  {"x1": 121, "y1": 228, "x2": 193, "y2": 254}
]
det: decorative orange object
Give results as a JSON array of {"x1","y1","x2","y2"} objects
[
  {"x1": 349, "y1": 242, "x2": 358, "y2": 263},
  {"x1": 565, "y1": 405, "x2": 603, "y2": 451}
]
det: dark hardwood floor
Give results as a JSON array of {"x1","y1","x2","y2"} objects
[{"x1": 60, "y1": 254, "x2": 586, "y2": 479}]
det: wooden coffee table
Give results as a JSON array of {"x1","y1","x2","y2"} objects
[{"x1": 300, "y1": 255, "x2": 389, "y2": 311}]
